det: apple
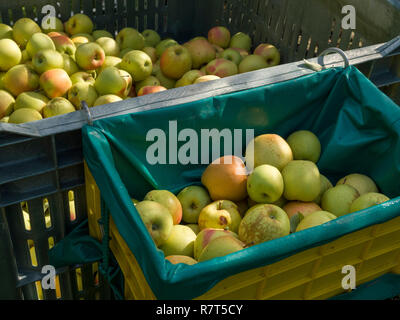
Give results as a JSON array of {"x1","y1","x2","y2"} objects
[
  {"x1": 97, "y1": 56, "x2": 122, "y2": 75},
  {"x1": 0, "y1": 90, "x2": 15, "y2": 118},
  {"x1": 135, "y1": 76, "x2": 161, "y2": 94},
  {"x1": 175, "y1": 70, "x2": 205, "y2": 88},
  {"x1": 142, "y1": 29, "x2": 161, "y2": 47},
  {"x1": 295, "y1": 211, "x2": 337, "y2": 232},
  {"x1": 0, "y1": 116, "x2": 9, "y2": 123},
  {"x1": 68, "y1": 82, "x2": 98, "y2": 108},
  {"x1": 184, "y1": 38, "x2": 216, "y2": 69},
  {"x1": 119, "y1": 50, "x2": 153, "y2": 82},
  {"x1": 8, "y1": 108, "x2": 42, "y2": 124},
  {"x1": 32, "y1": 49, "x2": 64, "y2": 74},
  {"x1": 135, "y1": 200, "x2": 173, "y2": 247},
  {"x1": 62, "y1": 53, "x2": 79, "y2": 75},
  {"x1": 160, "y1": 45, "x2": 192, "y2": 79},
  {"x1": 238, "y1": 204, "x2": 290, "y2": 245},
  {"x1": 198, "y1": 200, "x2": 242, "y2": 234},
  {"x1": 201, "y1": 155, "x2": 248, "y2": 202},
  {"x1": 154, "y1": 69, "x2": 177, "y2": 89},
  {"x1": 219, "y1": 48, "x2": 243, "y2": 65},
  {"x1": 144, "y1": 190, "x2": 182, "y2": 225},
  {"x1": 0, "y1": 39, "x2": 22, "y2": 71},
  {"x1": 40, "y1": 68, "x2": 72, "y2": 99},
  {"x1": 75, "y1": 42, "x2": 106, "y2": 70},
  {"x1": 282, "y1": 160, "x2": 321, "y2": 202},
  {"x1": 198, "y1": 235, "x2": 245, "y2": 262},
  {"x1": 230, "y1": 32, "x2": 252, "y2": 52},
  {"x1": 116, "y1": 27, "x2": 145, "y2": 50},
  {"x1": 194, "y1": 228, "x2": 240, "y2": 260},
  {"x1": 0, "y1": 24, "x2": 13, "y2": 40},
  {"x1": 12, "y1": 18, "x2": 41, "y2": 48},
  {"x1": 65, "y1": 13, "x2": 94, "y2": 36},
  {"x1": 286, "y1": 130, "x2": 321, "y2": 163},
  {"x1": 254, "y1": 43, "x2": 280, "y2": 67},
  {"x1": 20, "y1": 50, "x2": 30, "y2": 64},
  {"x1": 205, "y1": 58, "x2": 238, "y2": 78},
  {"x1": 26, "y1": 33, "x2": 56, "y2": 58},
  {"x1": 313, "y1": 174, "x2": 333, "y2": 204},
  {"x1": 177, "y1": 185, "x2": 212, "y2": 224},
  {"x1": 137, "y1": 86, "x2": 167, "y2": 96},
  {"x1": 155, "y1": 39, "x2": 178, "y2": 58},
  {"x1": 93, "y1": 94, "x2": 123, "y2": 107},
  {"x1": 94, "y1": 66, "x2": 133, "y2": 98},
  {"x1": 321, "y1": 184, "x2": 360, "y2": 217},
  {"x1": 96, "y1": 37, "x2": 120, "y2": 57},
  {"x1": 165, "y1": 255, "x2": 197, "y2": 265},
  {"x1": 142, "y1": 46, "x2": 157, "y2": 63},
  {"x1": 336, "y1": 173, "x2": 379, "y2": 196},
  {"x1": 43, "y1": 97, "x2": 76, "y2": 118},
  {"x1": 350, "y1": 192, "x2": 390, "y2": 213},
  {"x1": 213, "y1": 44, "x2": 224, "y2": 56},
  {"x1": 119, "y1": 48, "x2": 134, "y2": 58},
  {"x1": 72, "y1": 33, "x2": 95, "y2": 43},
  {"x1": 239, "y1": 55, "x2": 269, "y2": 73},
  {"x1": 92, "y1": 30, "x2": 114, "y2": 40},
  {"x1": 186, "y1": 224, "x2": 201, "y2": 235},
  {"x1": 159, "y1": 225, "x2": 197, "y2": 257},
  {"x1": 194, "y1": 75, "x2": 220, "y2": 83},
  {"x1": 41, "y1": 17, "x2": 64, "y2": 34},
  {"x1": 4, "y1": 64, "x2": 40, "y2": 97},
  {"x1": 282, "y1": 201, "x2": 322, "y2": 219},
  {"x1": 208, "y1": 26, "x2": 231, "y2": 49},
  {"x1": 247, "y1": 164, "x2": 284, "y2": 204},
  {"x1": 230, "y1": 47, "x2": 250, "y2": 58},
  {"x1": 14, "y1": 91, "x2": 49, "y2": 114},
  {"x1": 245, "y1": 134, "x2": 293, "y2": 171},
  {"x1": 48, "y1": 32, "x2": 76, "y2": 58},
  {"x1": 70, "y1": 71, "x2": 96, "y2": 85}
]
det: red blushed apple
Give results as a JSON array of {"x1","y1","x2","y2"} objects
[
  {"x1": 254, "y1": 43, "x2": 280, "y2": 67},
  {"x1": 48, "y1": 32, "x2": 76, "y2": 57},
  {"x1": 205, "y1": 58, "x2": 238, "y2": 78},
  {"x1": 208, "y1": 26, "x2": 231, "y2": 49},
  {"x1": 75, "y1": 42, "x2": 106, "y2": 71},
  {"x1": 137, "y1": 85, "x2": 167, "y2": 96},
  {"x1": 160, "y1": 45, "x2": 192, "y2": 80},
  {"x1": 40, "y1": 69, "x2": 72, "y2": 99}
]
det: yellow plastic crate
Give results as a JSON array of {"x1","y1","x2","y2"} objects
[{"x1": 84, "y1": 163, "x2": 400, "y2": 300}]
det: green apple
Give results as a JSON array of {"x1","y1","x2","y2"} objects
[
  {"x1": 14, "y1": 91, "x2": 49, "y2": 114},
  {"x1": 0, "y1": 24, "x2": 13, "y2": 40},
  {"x1": 194, "y1": 228, "x2": 239, "y2": 260},
  {"x1": 154, "y1": 69, "x2": 176, "y2": 89},
  {"x1": 220, "y1": 48, "x2": 243, "y2": 65},
  {"x1": 97, "y1": 56, "x2": 122, "y2": 75},
  {"x1": 62, "y1": 53, "x2": 80, "y2": 75},
  {"x1": 238, "y1": 54, "x2": 268, "y2": 73},
  {"x1": 39, "y1": 68, "x2": 72, "y2": 99},
  {"x1": 96, "y1": 37, "x2": 120, "y2": 57},
  {"x1": 282, "y1": 160, "x2": 321, "y2": 202},
  {"x1": 0, "y1": 90, "x2": 15, "y2": 118},
  {"x1": 245, "y1": 133, "x2": 293, "y2": 171},
  {"x1": 142, "y1": 47, "x2": 157, "y2": 63},
  {"x1": 94, "y1": 66, "x2": 133, "y2": 98},
  {"x1": 159, "y1": 225, "x2": 197, "y2": 257},
  {"x1": 20, "y1": 50, "x2": 30, "y2": 63},
  {"x1": 4, "y1": 64, "x2": 40, "y2": 97},
  {"x1": 238, "y1": 204, "x2": 290, "y2": 245},
  {"x1": 175, "y1": 70, "x2": 205, "y2": 88},
  {"x1": 144, "y1": 190, "x2": 182, "y2": 225},
  {"x1": 135, "y1": 76, "x2": 160, "y2": 94},
  {"x1": 12, "y1": 18, "x2": 41, "y2": 48},
  {"x1": 205, "y1": 58, "x2": 238, "y2": 78},
  {"x1": 119, "y1": 48, "x2": 134, "y2": 58},
  {"x1": 70, "y1": 71, "x2": 96, "y2": 85},
  {"x1": 32, "y1": 49, "x2": 64, "y2": 74},
  {"x1": 321, "y1": 184, "x2": 360, "y2": 217},
  {"x1": 336, "y1": 173, "x2": 379, "y2": 196},
  {"x1": 65, "y1": 14, "x2": 94, "y2": 36},
  {"x1": 41, "y1": 17, "x2": 64, "y2": 34},
  {"x1": 0, "y1": 39, "x2": 22, "y2": 71},
  {"x1": 68, "y1": 82, "x2": 98, "y2": 108},
  {"x1": 120, "y1": 50, "x2": 152, "y2": 81},
  {"x1": 198, "y1": 200, "x2": 242, "y2": 234},
  {"x1": 230, "y1": 32, "x2": 252, "y2": 52},
  {"x1": 194, "y1": 75, "x2": 220, "y2": 83},
  {"x1": 286, "y1": 130, "x2": 322, "y2": 163},
  {"x1": 71, "y1": 33, "x2": 94, "y2": 47},
  {"x1": 43, "y1": 97, "x2": 76, "y2": 118},
  {"x1": 155, "y1": 39, "x2": 178, "y2": 58},
  {"x1": 247, "y1": 164, "x2": 284, "y2": 204},
  {"x1": 208, "y1": 26, "x2": 231, "y2": 49},
  {"x1": 198, "y1": 235, "x2": 245, "y2": 262},
  {"x1": 160, "y1": 45, "x2": 192, "y2": 80},
  {"x1": 350, "y1": 192, "x2": 390, "y2": 213},
  {"x1": 183, "y1": 38, "x2": 216, "y2": 69},
  {"x1": 26, "y1": 33, "x2": 56, "y2": 58},
  {"x1": 92, "y1": 30, "x2": 114, "y2": 40},
  {"x1": 8, "y1": 108, "x2": 42, "y2": 123},
  {"x1": 142, "y1": 29, "x2": 161, "y2": 47},
  {"x1": 48, "y1": 32, "x2": 76, "y2": 58},
  {"x1": 177, "y1": 185, "x2": 212, "y2": 224},
  {"x1": 75, "y1": 42, "x2": 106, "y2": 70},
  {"x1": 93, "y1": 94, "x2": 123, "y2": 107},
  {"x1": 313, "y1": 174, "x2": 333, "y2": 205},
  {"x1": 165, "y1": 255, "x2": 198, "y2": 265},
  {"x1": 116, "y1": 27, "x2": 145, "y2": 50},
  {"x1": 254, "y1": 43, "x2": 280, "y2": 67},
  {"x1": 0, "y1": 116, "x2": 9, "y2": 123},
  {"x1": 135, "y1": 200, "x2": 173, "y2": 247},
  {"x1": 295, "y1": 211, "x2": 337, "y2": 232}
]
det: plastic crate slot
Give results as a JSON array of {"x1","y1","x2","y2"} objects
[
  {"x1": 43, "y1": 198, "x2": 52, "y2": 229},
  {"x1": 68, "y1": 190, "x2": 77, "y2": 221},
  {"x1": 27, "y1": 240, "x2": 38, "y2": 267},
  {"x1": 55, "y1": 275, "x2": 61, "y2": 299},
  {"x1": 92, "y1": 262, "x2": 99, "y2": 286},
  {"x1": 48, "y1": 236, "x2": 54, "y2": 250},
  {"x1": 35, "y1": 280, "x2": 43, "y2": 300},
  {"x1": 76, "y1": 267, "x2": 83, "y2": 292},
  {"x1": 21, "y1": 202, "x2": 31, "y2": 231}
]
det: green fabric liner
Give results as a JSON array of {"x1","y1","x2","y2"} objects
[{"x1": 81, "y1": 66, "x2": 400, "y2": 300}]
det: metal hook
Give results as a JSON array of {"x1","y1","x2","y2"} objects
[
  {"x1": 319, "y1": 47, "x2": 350, "y2": 69},
  {"x1": 81, "y1": 101, "x2": 93, "y2": 126}
]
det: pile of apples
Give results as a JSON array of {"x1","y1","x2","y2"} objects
[
  {"x1": 0, "y1": 13, "x2": 280, "y2": 124},
  {"x1": 133, "y1": 130, "x2": 391, "y2": 265}
]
